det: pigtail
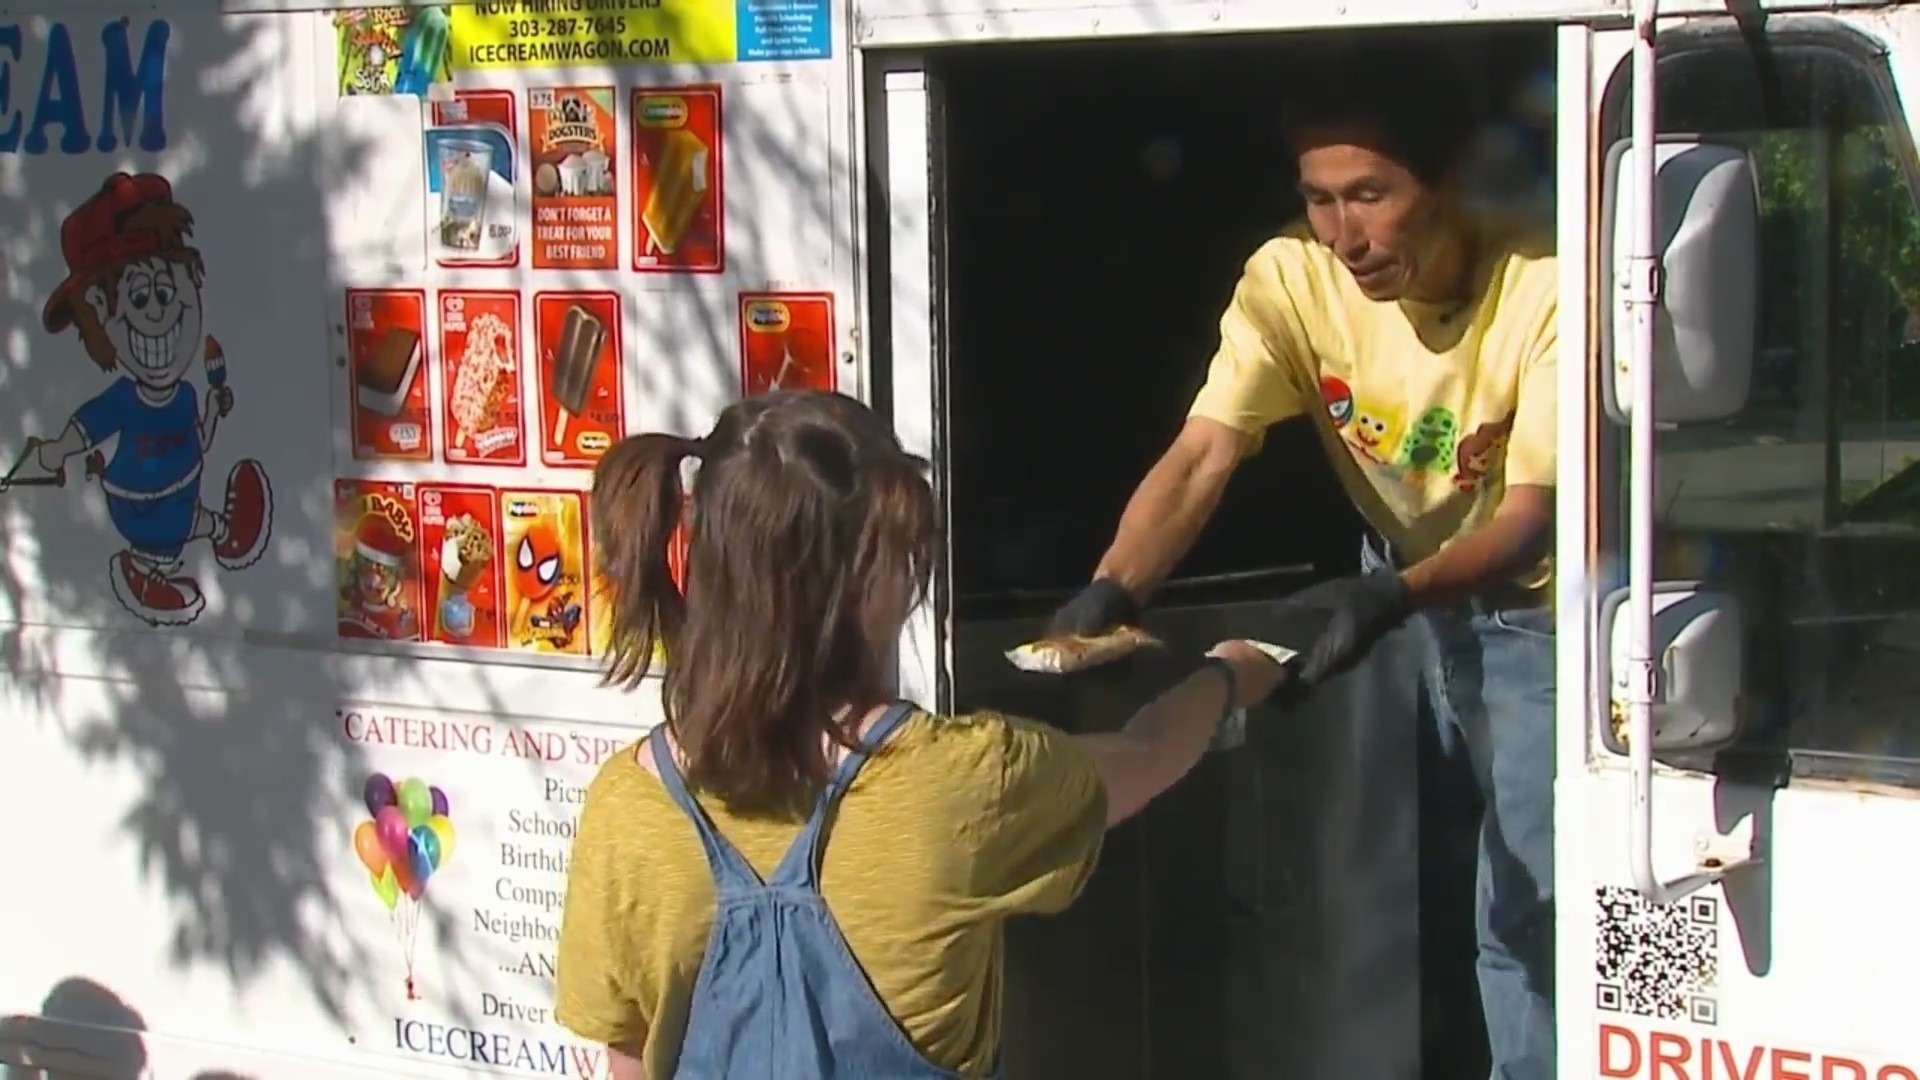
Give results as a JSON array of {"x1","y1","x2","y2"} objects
[{"x1": 592, "y1": 433, "x2": 696, "y2": 691}]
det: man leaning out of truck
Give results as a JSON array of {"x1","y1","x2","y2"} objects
[{"x1": 1048, "y1": 51, "x2": 1559, "y2": 1080}]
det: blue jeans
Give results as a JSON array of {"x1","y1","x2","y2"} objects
[{"x1": 1362, "y1": 538, "x2": 1556, "y2": 1080}]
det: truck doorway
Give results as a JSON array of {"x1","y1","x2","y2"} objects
[{"x1": 868, "y1": 24, "x2": 1556, "y2": 1079}]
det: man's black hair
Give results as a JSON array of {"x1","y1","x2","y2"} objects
[{"x1": 1279, "y1": 44, "x2": 1482, "y2": 185}]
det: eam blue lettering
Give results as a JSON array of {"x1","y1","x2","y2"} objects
[
  {"x1": 0, "y1": 26, "x2": 18, "y2": 149},
  {"x1": 0, "y1": 19, "x2": 169, "y2": 155},
  {"x1": 24, "y1": 22, "x2": 85, "y2": 154},
  {"x1": 98, "y1": 20, "x2": 169, "y2": 152}
]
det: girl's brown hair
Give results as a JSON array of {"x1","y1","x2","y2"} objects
[{"x1": 591, "y1": 391, "x2": 935, "y2": 817}]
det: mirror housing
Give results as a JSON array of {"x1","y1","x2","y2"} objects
[
  {"x1": 1600, "y1": 583, "x2": 1744, "y2": 754},
  {"x1": 1600, "y1": 137, "x2": 1760, "y2": 426}
]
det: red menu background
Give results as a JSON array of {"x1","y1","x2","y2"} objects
[
  {"x1": 534, "y1": 291, "x2": 625, "y2": 469},
  {"x1": 430, "y1": 89, "x2": 519, "y2": 269},
  {"x1": 438, "y1": 289, "x2": 526, "y2": 466},
  {"x1": 419, "y1": 484, "x2": 505, "y2": 649},
  {"x1": 335, "y1": 479, "x2": 424, "y2": 642},
  {"x1": 739, "y1": 292, "x2": 836, "y2": 396},
  {"x1": 631, "y1": 86, "x2": 724, "y2": 274},
  {"x1": 345, "y1": 289, "x2": 433, "y2": 462}
]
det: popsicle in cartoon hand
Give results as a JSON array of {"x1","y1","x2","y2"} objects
[{"x1": 204, "y1": 335, "x2": 234, "y2": 418}]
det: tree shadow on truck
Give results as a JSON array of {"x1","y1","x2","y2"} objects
[
  {"x1": 0, "y1": 976, "x2": 261, "y2": 1080},
  {"x1": 0, "y1": 4, "x2": 832, "y2": 1067},
  {"x1": 0, "y1": 9, "x2": 419, "y2": 1033}
]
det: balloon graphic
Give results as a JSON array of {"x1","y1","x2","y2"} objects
[
  {"x1": 392, "y1": 853, "x2": 423, "y2": 899},
  {"x1": 362, "y1": 775, "x2": 453, "y2": 1001},
  {"x1": 363, "y1": 773, "x2": 396, "y2": 818},
  {"x1": 409, "y1": 823, "x2": 442, "y2": 880},
  {"x1": 426, "y1": 814, "x2": 456, "y2": 866},
  {"x1": 370, "y1": 865, "x2": 400, "y2": 911},
  {"x1": 397, "y1": 777, "x2": 433, "y2": 828},
  {"x1": 353, "y1": 820, "x2": 389, "y2": 876},
  {"x1": 410, "y1": 847, "x2": 433, "y2": 886},
  {"x1": 375, "y1": 805, "x2": 412, "y2": 860}
]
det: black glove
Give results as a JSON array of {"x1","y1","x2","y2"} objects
[
  {"x1": 1283, "y1": 569, "x2": 1412, "y2": 687},
  {"x1": 1047, "y1": 577, "x2": 1141, "y2": 637}
]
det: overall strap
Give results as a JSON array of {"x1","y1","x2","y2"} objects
[
  {"x1": 649, "y1": 729, "x2": 764, "y2": 892},
  {"x1": 767, "y1": 701, "x2": 918, "y2": 890}
]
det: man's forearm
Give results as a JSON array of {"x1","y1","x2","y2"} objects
[
  {"x1": 1093, "y1": 448, "x2": 1236, "y2": 599},
  {"x1": 1399, "y1": 485, "x2": 1553, "y2": 607}
]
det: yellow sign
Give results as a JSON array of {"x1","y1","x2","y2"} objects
[{"x1": 449, "y1": 0, "x2": 736, "y2": 71}]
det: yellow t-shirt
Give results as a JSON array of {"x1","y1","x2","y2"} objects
[
  {"x1": 552, "y1": 710, "x2": 1107, "y2": 1078},
  {"x1": 1189, "y1": 221, "x2": 1558, "y2": 595}
]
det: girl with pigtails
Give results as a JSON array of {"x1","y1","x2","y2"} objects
[{"x1": 554, "y1": 389, "x2": 1285, "y2": 1080}]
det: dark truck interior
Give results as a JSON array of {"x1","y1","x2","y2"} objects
[{"x1": 896, "y1": 24, "x2": 1558, "y2": 1079}]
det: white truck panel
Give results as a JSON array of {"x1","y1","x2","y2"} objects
[
  {"x1": 1559, "y1": 769, "x2": 1920, "y2": 1079},
  {"x1": 1560, "y1": 11, "x2": 1920, "y2": 1079},
  {"x1": 0, "y1": 3, "x2": 859, "y2": 1076},
  {"x1": 4, "y1": 0, "x2": 1919, "y2": 1077}
]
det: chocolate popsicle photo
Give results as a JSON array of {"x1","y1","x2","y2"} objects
[{"x1": 548, "y1": 303, "x2": 606, "y2": 451}]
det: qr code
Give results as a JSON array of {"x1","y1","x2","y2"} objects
[{"x1": 1594, "y1": 886, "x2": 1720, "y2": 1024}]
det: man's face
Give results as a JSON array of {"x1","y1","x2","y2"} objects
[
  {"x1": 85, "y1": 256, "x2": 202, "y2": 392},
  {"x1": 1295, "y1": 125, "x2": 1455, "y2": 302}
]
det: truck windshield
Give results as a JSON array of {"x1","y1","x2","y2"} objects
[{"x1": 1603, "y1": 26, "x2": 1920, "y2": 784}]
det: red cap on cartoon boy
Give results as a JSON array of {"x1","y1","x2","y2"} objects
[{"x1": 42, "y1": 172, "x2": 200, "y2": 334}]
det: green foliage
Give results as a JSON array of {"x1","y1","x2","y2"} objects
[{"x1": 1749, "y1": 125, "x2": 1920, "y2": 425}]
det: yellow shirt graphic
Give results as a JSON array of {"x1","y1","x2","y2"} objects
[
  {"x1": 553, "y1": 710, "x2": 1107, "y2": 1078},
  {"x1": 1189, "y1": 221, "x2": 1558, "y2": 596}
]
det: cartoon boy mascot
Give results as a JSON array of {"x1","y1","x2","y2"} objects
[{"x1": 35, "y1": 172, "x2": 272, "y2": 626}]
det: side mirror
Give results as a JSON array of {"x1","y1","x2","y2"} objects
[
  {"x1": 1600, "y1": 137, "x2": 1760, "y2": 426},
  {"x1": 1599, "y1": 583, "x2": 1744, "y2": 754}
]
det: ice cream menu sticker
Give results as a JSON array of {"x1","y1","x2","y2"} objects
[
  {"x1": 529, "y1": 86, "x2": 618, "y2": 271},
  {"x1": 534, "y1": 292, "x2": 624, "y2": 468},
  {"x1": 346, "y1": 290, "x2": 434, "y2": 462},
  {"x1": 420, "y1": 484, "x2": 505, "y2": 649},
  {"x1": 502, "y1": 490, "x2": 591, "y2": 657},
  {"x1": 632, "y1": 87, "x2": 724, "y2": 274},
  {"x1": 740, "y1": 292, "x2": 836, "y2": 395},
  {"x1": 336, "y1": 480, "x2": 424, "y2": 642},
  {"x1": 427, "y1": 90, "x2": 521, "y2": 269},
  {"x1": 438, "y1": 290, "x2": 526, "y2": 466}
]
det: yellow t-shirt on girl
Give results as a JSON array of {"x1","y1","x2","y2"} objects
[{"x1": 553, "y1": 710, "x2": 1107, "y2": 1079}]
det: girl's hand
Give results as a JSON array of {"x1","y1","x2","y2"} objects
[{"x1": 1206, "y1": 640, "x2": 1292, "y2": 707}]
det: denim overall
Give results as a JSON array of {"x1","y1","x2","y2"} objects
[
  {"x1": 652, "y1": 702, "x2": 993, "y2": 1080},
  {"x1": 1360, "y1": 535, "x2": 1556, "y2": 1080}
]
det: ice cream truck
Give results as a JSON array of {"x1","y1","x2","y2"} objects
[{"x1": 0, "y1": 0, "x2": 1914, "y2": 1077}]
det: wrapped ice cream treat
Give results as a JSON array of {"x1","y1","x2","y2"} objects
[
  {"x1": 1005, "y1": 626, "x2": 1160, "y2": 674},
  {"x1": 1240, "y1": 639, "x2": 1298, "y2": 668}
]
